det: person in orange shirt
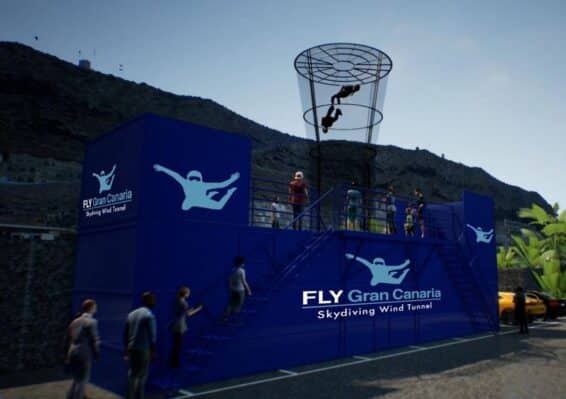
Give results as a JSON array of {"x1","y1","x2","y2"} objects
[{"x1": 288, "y1": 171, "x2": 309, "y2": 230}]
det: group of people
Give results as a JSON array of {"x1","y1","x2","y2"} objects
[
  {"x1": 64, "y1": 257, "x2": 252, "y2": 399},
  {"x1": 346, "y1": 184, "x2": 426, "y2": 238},
  {"x1": 269, "y1": 172, "x2": 427, "y2": 237},
  {"x1": 320, "y1": 84, "x2": 361, "y2": 133}
]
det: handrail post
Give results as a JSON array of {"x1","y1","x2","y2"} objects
[
  {"x1": 250, "y1": 178, "x2": 255, "y2": 227},
  {"x1": 283, "y1": 187, "x2": 335, "y2": 231}
]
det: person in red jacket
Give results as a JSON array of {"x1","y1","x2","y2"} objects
[{"x1": 288, "y1": 171, "x2": 309, "y2": 230}]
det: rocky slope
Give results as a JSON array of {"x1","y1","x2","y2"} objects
[{"x1": 0, "y1": 41, "x2": 551, "y2": 226}]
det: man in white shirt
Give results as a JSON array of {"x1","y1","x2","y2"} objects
[
  {"x1": 64, "y1": 299, "x2": 100, "y2": 399},
  {"x1": 223, "y1": 256, "x2": 252, "y2": 322},
  {"x1": 271, "y1": 196, "x2": 282, "y2": 229},
  {"x1": 124, "y1": 292, "x2": 157, "y2": 399}
]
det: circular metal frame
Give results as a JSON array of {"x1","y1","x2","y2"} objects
[
  {"x1": 294, "y1": 42, "x2": 393, "y2": 86},
  {"x1": 303, "y1": 103, "x2": 383, "y2": 131}
]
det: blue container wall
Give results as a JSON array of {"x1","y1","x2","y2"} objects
[
  {"x1": 78, "y1": 118, "x2": 145, "y2": 229},
  {"x1": 139, "y1": 114, "x2": 251, "y2": 226},
  {"x1": 131, "y1": 227, "x2": 495, "y2": 386},
  {"x1": 73, "y1": 226, "x2": 138, "y2": 394},
  {"x1": 74, "y1": 114, "x2": 497, "y2": 394},
  {"x1": 74, "y1": 117, "x2": 150, "y2": 393},
  {"x1": 75, "y1": 114, "x2": 253, "y2": 393},
  {"x1": 462, "y1": 191, "x2": 498, "y2": 324}
]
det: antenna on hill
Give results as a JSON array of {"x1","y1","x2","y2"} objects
[{"x1": 78, "y1": 49, "x2": 92, "y2": 70}]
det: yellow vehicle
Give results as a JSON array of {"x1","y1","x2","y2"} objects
[{"x1": 498, "y1": 291, "x2": 546, "y2": 324}]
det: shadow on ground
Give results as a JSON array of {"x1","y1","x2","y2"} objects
[{"x1": 1, "y1": 323, "x2": 565, "y2": 399}]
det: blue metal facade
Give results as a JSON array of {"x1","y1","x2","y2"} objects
[{"x1": 74, "y1": 114, "x2": 498, "y2": 394}]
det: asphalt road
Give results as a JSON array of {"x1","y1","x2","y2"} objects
[{"x1": 2, "y1": 319, "x2": 565, "y2": 399}]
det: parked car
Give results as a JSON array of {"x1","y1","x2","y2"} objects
[
  {"x1": 498, "y1": 291, "x2": 546, "y2": 324},
  {"x1": 527, "y1": 290, "x2": 566, "y2": 319}
]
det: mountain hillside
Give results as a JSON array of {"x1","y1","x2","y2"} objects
[
  {"x1": 0, "y1": 42, "x2": 551, "y2": 227},
  {"x1": 0, "y1": 41, "x2": 552, "y2": 372}
]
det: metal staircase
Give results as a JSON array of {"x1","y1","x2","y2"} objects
[
  {"x1": 437, "y1": 241, "x2": 498, "y2": 332},
  {"x1": 150, "y1": 227, "x2": 335, "y2": 392}
]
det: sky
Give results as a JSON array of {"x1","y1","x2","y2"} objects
[{"x1": 1, "y1": 0, "x2": 565, "y2": 209}]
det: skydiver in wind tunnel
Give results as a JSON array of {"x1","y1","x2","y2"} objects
[
  {"x1": 321, "y1": 106, "x2": 342, "y2": 133},
  {"x1": 331, "y1": 84, "x2": 361, "y2": 105}
]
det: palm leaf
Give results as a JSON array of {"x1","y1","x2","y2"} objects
[
  {"x1": 559, "y1": 274, "x2": 566, "y2": 295},
  {"x1": 531, "y1": 269, "x2": 550, "y2": 292},
  {"x1": 496, "y1": 246, "x2": 519, "y2": 268},
  {"x1": 541, "y1": 273, "x2": 561, "y2": 297},
  {"x1": 511, "y1": 235, "x2": 540, "y2": 267},
  {"x1": 542, "y1": 222, "x2": 566, "y2": 237},
  {"x1": 518, "y1": 204, "x2": 552, "y2": 226}
]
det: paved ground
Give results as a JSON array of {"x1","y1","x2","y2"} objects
[{"x1": 1, "y1": 319, "x2": 565, "y2": 399}]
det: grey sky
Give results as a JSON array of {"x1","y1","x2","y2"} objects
[{"x1": 2, "y1": 0, "x2": 565, "y2": 208}]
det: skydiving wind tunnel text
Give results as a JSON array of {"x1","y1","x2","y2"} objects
[{"x1": 302, "y1": 289, "x2": 443, "y2": 320}]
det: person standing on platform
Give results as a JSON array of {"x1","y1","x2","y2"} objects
[
  {"x1": 414, "y1": 188, "x2": 426, "y2": 238},
  {"x1": 169, "y1": 287, "x2": 202, "y2": 369},
  {"x1": 346, "y1": 180, "x2": 362, "y2": 230},
  {"x1": 374, "y1": 196, "x2": 387, "y2": 233},
  {"x1": 124, "y1": 292, "x2": 157, "y2": 399},
  {"x1": 271, "y1": 196, "x2": 282, "y2": 229},
  {"x1": 404, "y1": 205, "x2": 415, "y2": 237},
  {"x1": 288, "y1": 171, "x2": 308, "y2": 230},
  {"x1": 385, "y1": 185, "x2": 397, "y2": 235},
  {"x1": 223, "y1": 256, "x2": 252, "y2": 323},
  {"x1": 514, "y1": 286, "x2": 528, "y2": 334},
  {"x1": 64, "y1": 299, "x2": 100, "y2": 399}
]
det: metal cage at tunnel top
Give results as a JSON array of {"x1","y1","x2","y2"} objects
[{"x1": 294, "y1": 43, "x2": 392, "y2": 144}]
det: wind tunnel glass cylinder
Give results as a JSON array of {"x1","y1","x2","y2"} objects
[{"x1": 294, "y1": 43, "x2": 392, "y2": 145}]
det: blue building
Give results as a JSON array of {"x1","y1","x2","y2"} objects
[{"x1": 74, "y1": 113, "x2": 498, "y2": 394}]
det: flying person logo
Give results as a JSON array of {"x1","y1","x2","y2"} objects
[
  {"x1": 466, "y1": 224, "x2": 494, "y2": 244},
  {"x1": 153, "y1": 164, "x2": 240, "y2": 211},
  {"x1": 345, "y1": 253, "x2": 411, "y2": 287},
  {"x1": 92, "y1": 164, "x2": 117, "y2": 194}
]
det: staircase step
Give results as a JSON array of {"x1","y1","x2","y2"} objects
[
  {"x1": 186, "y1": 348, "x2": 213, "y2": 357},
  {"x1": 225, "y1": 320, "x2": 246, "y2": 328},
  {"x1": 150, "y1": 365, "x2": 202, "y2": 390},
  {"x1": 185, "y1": 228, "x2": 336, "y2": 365},
  {"x1": 183, "y1": 364, "x2": 202, "y2": 373},
  {"x1": 441, "y1": 250, "x2": 459, "y2": 255},
  {"x1": 248, "y1": 296, "x2": 269, "y2": 302},
  {"x1": 202, "y1": 334, "x2": 231, "y2": 342},
  {"x1": 151, "y1": 377, "x2": 182, "y2": 391}
]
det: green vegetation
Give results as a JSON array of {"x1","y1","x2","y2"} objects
[{"x1": 497, "y1": 203, "x2": 566, "y2": 298}]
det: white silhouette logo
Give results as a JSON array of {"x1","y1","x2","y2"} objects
[
  {"x1": 466, "y1": 224, "x2": 494, "y2": 243},
  {"x1": 153, "y1": 164, "x2": 239, "y2": 211},
  {"x1": 92, "y1": 164, "x2": 117, "y2": 194},
  {"x1": 345, "y1": 253, "x2": 411, "y2": 286}
]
